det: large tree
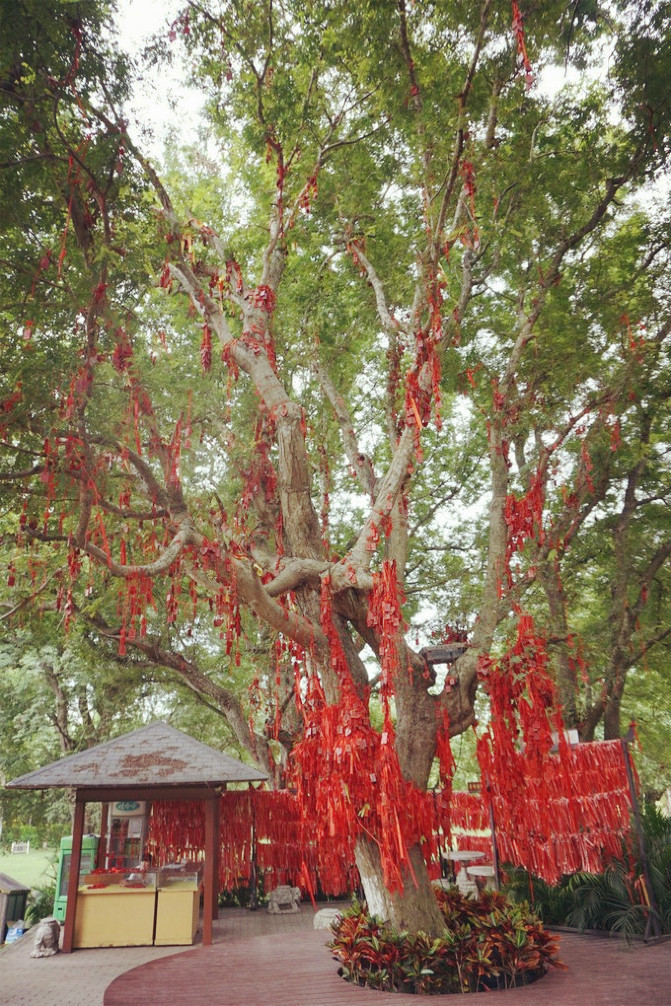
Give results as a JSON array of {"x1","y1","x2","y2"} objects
[{"x1": 1, "y1": 0, "x2": 670, "y2": 931}]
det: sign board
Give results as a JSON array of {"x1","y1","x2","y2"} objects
[{"x1": 111, "y1": 801, "x2": 146, "y2": 817}]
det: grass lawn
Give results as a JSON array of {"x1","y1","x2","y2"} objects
[{"x1": 0, "y1": 848, "x2": 57, "y2": 890}]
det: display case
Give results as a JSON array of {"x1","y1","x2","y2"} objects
[
  {"x1": 74, "y1": 870, "x2": 157, "y2": 948},
  {"x1": 156, "y1": 863, "x2": 204, "y2": 889},
  {"x1": 154, "y1": 863, "x2": 204, "y2": 946},
  {"x1": 81, "y1": 869, "x2": 157, "y2": 890},
  {"x1": 72, "y1": 863, "x2": 205, "y2": 948},
  {"x1": 105, "y1": 801, "x2": 148, "y2": 869}
]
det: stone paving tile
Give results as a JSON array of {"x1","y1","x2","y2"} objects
[
  {"x1": 0, "y1": 902, "x2": 324, "y2": 1006},
  {"x1": 0, "y1": 931, "x2": 182, "y2": 1006}
]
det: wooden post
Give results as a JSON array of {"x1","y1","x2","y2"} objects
[
  {"x1": 0, "y1": 887, "x2": 8, "y2": 944},
  {"x1": 483, "y1": 775, "x2": 500, "y2": 891},
  {"x1": 62, "y1": 797, "x2": 86, "y2": 953},
  {"x1": 203, "y1": 794, "x2": 217, "y2": 945},
  {"x1": 621, "y1": 740, "x2": 662, "y2": 939},
  {"x1": 488, "y1": 799, "x2": 501, "y2": 891},
  {"x1": 97, "y1": 802, "x2": 108, "y2": 869},
  {"x1": 249, "y1": 789, "x2": 259, "y2": 909},
  {"x1": 212, "y1": 793, "x2": 220, "y2": 921}
]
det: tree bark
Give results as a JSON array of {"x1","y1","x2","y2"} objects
[
  {"x1": 42, "y1": 661, "x2": 76, "y2": 754},
  {"x1": 540, "y1": 558, "x2": 579, "y2": 728},
  {"x1": 354, "y1": 835, "x2": 445, "y2": 936}
]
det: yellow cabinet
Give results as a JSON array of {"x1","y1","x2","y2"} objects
[
  {"x1": 154, "y1": 882, "x2": 201, "y2": 945},
  {"x1": 74, "y1": 885, "x2": 157, "y2": 948},
  {"x1": 72, "y1": 865, "x2": 203, "y2": 948},
  {"x1": 154, "y1": 866, "x2": 203, "y2": 946}
]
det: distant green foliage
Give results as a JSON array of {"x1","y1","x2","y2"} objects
[{"x1": 25, "y1": 884, "x2": 57, "y2": 925}]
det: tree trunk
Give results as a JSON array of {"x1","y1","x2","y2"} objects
[
  {"x1": 603, "y1": 691, "x2": 622, "y2": 740},
  {"x1": 41, "y1": 660, "x2": 75, "y2": 754},
  {"x1": 602, "y1": 650, "x2": 629, "y2": 740},
  {"x1": 354, "y1": 835, "x2": 445, "y2": 936},
  {"x1": 539, "y1": 558, "x2": 579, "y2": 727},
  {"x1": 356, "y1": 643, "x2": 447, "y2": 935}
]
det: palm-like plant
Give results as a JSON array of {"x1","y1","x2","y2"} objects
[
  {"x1": 640, "y1": 802, "x2": 671, "y2": 933},
  {"x1": 566, "y1": 861, "x2": 648, "y2": 938},
  {"x1": 504, "y1": 802, "x2": 671, "y2": 939},
  {"x1": 503, "y1": 865, "x2": 579, "y2": 925}
]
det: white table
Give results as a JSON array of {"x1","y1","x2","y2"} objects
[
  {"x1": 466, "y1": 863, "x2": 497, "y2": 893},
  {"x1": 442, "y1": 850, "x2": 486, "y2": 895}
]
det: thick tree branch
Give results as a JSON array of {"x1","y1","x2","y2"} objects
[
  {"x1": 347, "y1": 243, "x2": 400, "y2": 336},
  {"x1": 82, "y1": 608, "x2": 273, "y2": 772},
  {"x1": 313, "y1": 360, "x2": 377, "y2": 500},
  {"x1": 348, "y1": 424, "x2": 416, "y2": 567},
  {"x1": 81, "y1": 525, "x2": 194, "y2": 577}
]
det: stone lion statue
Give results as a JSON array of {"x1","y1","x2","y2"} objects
[
  {"x1": 30, "y1": 917, "x2": 61, "y2": 958},
  {"x1": 267, "y1": 885, "x2": 301, "y2": 914}
]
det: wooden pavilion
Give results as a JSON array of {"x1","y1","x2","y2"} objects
[{"x1": 5, "y1": 721, "x2": 266, "y2": 951}]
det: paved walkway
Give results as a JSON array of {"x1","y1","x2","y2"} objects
[
  {"x1": 1, "y1": 904, "x2": 670, "y2": 1006},
  {"x1": 0, "y1": 902, "x2": 317, "y2": 1006}
]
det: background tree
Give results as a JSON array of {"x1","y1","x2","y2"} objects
[{"x1": 1, "y1": 0, "x2": 669, "y2": 932}]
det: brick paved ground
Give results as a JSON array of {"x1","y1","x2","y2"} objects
[
  {"x1": 0, "y1": 902, "x2": 323, "y2": 1005},
  {"x1": 104, "y1": 926, "x2": 671, "y2": 1006},
  {"x1": 1, "y1": 902, "x2": 669, "y2": 1006}
]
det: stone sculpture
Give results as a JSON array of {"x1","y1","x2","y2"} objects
[
  {"x1": 267, "y1": 885, "x2": 301, "y2": 914},
  {"x1": 30, "y1": 917, "x2": 60, "y2": 958}
]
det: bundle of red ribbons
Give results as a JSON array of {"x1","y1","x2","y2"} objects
[
  {"x1": 147, "y1": 604, "x2": 636, "y2": 893},
  {"x1": 146, "y1": 729, "x2": 633, "y2": 894}
]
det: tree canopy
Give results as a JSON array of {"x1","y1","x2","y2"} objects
[{"x1": 1, "y1": 0, "x2": 670, "y2": 927}]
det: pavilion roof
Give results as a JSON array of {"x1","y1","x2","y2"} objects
[{"x1": 5, "y1": 721, "x2": 267, "y2": 791}]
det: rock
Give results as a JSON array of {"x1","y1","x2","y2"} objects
[{"x1": 313, "y1": 907, "x2": 342, "y2": 930}]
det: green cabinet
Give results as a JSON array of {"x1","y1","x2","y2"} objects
[{"x1": 53, "y1": 835, "x2": 99, "y2": 922}]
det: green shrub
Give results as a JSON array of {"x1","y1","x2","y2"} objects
[
  {"x1": 25, "y1": 884, "x2": 57, "y2": 925},
  {"x1": 503, "y1": 803, "x2": 671, "y2": 938},
  {"x1": 328, "y1": 890, "x2": 565, "y2": 995},
  {"x1": 218, "y1": 875, "x2": 267, "y2": 908},
  {"x1": 503, "y1": 865, "x2": 580, "y2": 925},
  {"x1": 17, "y1": 825, "x2": 40, "y2": 847},
  {"x1": 564, "y1": 862, "x2": 648, "y2": 937},
  {"x1": 639, "y1": 802, "x2": 671, "y2": 932}
]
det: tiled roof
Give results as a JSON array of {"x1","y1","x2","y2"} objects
[
  {"x1": 0, "y1": 873, "x2": 31, "y2": 893},
  {"x1": 5, "y1": 721, "x2": 267, "y2": 790}
]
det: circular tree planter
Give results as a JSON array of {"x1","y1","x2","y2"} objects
[{"x1": 329, "y1": 888, "x2": 566, "y2": 995}]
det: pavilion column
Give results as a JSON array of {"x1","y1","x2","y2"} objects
[
  {"x1": 202, "y1": 792, "x2": 220, "y2": 945},
  {"x1": 62, "y1": 796, "x2": 86, "y2": 953},
  {"x1": 97, "y1": 803, "x2": 108, "y2": 869},
  {"x1": 212, "y1": 794, "x2": 220, "y2": 921}
]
